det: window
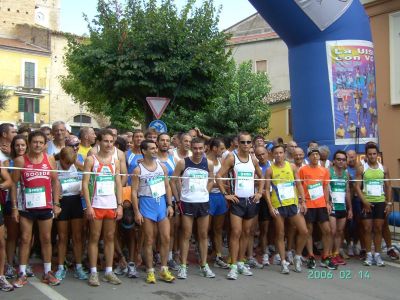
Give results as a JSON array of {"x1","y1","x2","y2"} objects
[
  {"x1": 24, "y1": 62, "x2": 35, "y2": 88},
  {"x1": 73, "y1": 114, "x2": 91, "y2": 124},
  {"x1": 255, "y1": 60, "x2": 267, "y2": 73},
  {"x1": 18, "y1": 97, "x2": 39, "y2": 123},
  {"x1": 390, "y1": 11, "x2": 400, "y2": 105}
]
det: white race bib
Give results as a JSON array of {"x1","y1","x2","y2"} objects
[
  {"x1": 277, "y1": 182, "x2": 295, "y2": 201},
  {"x1": 236, "y1": 171, "x2": 254, "y2": 197},
  {"x1": 331, "y1": 191, "x2": 345, "y2": 204},
  {"x1": 25, "y1": 186, "x2": 46, "y2": 209},
  {"x1": 308, "y1": 182, "x2": 324, "y2": 200},
  {"x1": 61, "y1": 177, "x2": 81, "y2": 195},
  {"x1": 189, "y1": 172, "x2": 208, "y2": 193},
  {"x1": 366, "y1": 181, "x2": 383, "y2": 197},
  {"x1": 96, "y1": 175, "x2": 115, "y2": 196},
  {"x1": 149, "y1": 176, "x2": 166, "y2": 198}
]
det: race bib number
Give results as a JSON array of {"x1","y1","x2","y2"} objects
[
  {"x1": 331, "y1": 191, "x2": 345, "y2": 204},
  {"x1": 236, "y1": 171, "x2": 254, "y2": 196},
  {"x1": 277, "y1": 182, "x2": 295, "y2": 201},
  {"x1": 308, "y1": 182, "x2": 324, "y2": 200},
  {"x1": 366, "y1": 181, "x2": 383, "y2": 197},
  {"x1": 96, "y1": 176, "x2": 115, "y2": 196},
  {"x1": 60, "y1": 177, "x2": 81, "y2": 195},
  {"x1": 149, "y1": 176, "x2": 166, "y2": 198},
  {"x1": 25, "y1": 186, "x2": 46, "y2": 209},
  {"x1": 189, "y1": 172, "x2": 208, "y2": 193}
]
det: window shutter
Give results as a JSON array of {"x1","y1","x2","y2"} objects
[
  {"x1": 34, "y1": 98, "x2": 40, "y2": 113},
  {"x1": 18, "y1": 97, "x2": 25, "y2": 112}
]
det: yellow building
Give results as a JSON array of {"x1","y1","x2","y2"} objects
[
  {"x1": 0, "y1": 37, "x2": 50, "y2": 126},
  {"x1": 265, "y1": 90, "x2": 292, "y2": 142}
]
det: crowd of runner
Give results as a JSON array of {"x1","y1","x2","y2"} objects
[{"x1": 0, "y1": 121, "x2": 398, "y2": 291}]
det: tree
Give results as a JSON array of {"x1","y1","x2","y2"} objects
[
  {"x1": 0, "y1": 85, "x2": 9, "y2": 111},
  {"x1": 61, "y1": 0, "x2": 231, "y2": 130},
  {"x1": 164, "y1": 61, "x2": 271, "y2": 136}
]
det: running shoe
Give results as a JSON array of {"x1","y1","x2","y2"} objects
[
  {"x1": 226, "y1": 265, "x2": 238, "y2": 280},
  {"x1": 13, "y1": 273, "x2": 27, "y2": 288},
  {"x1": 146, "y1": 271, "x2": 156, "y2": 284},
  {"x1": 214, "y1": 256, "x2": 229, "y2": 269},
  {"x1": 74, "y1": 267, "x2": 88, "y2": 280},
  {"x1": 5, "y1": 264, "x2": 16, "y2": 279},
  {"x1": 177, "y1": 265, "x2": 187, "y2": 279},
  {"x1": 306, "y1": 256, "x2": 316, "y2": 269},
  {"x1": 103, "y1": 272, "x2": 122, "y2": 285},
  {"x1": 387, "y1": 247, "x2": 399, "y2": 260},
  {"x1": 347, "y1": 244, "x2": 355, "y2": 257},
  {"x1": 238, "y1": 263, "x2": 253, "y2": 276},
  {"x1": 88, "y1": 272, "x2": 100, "y2": 287},
  {"x1": 339, "y1": 248, "x2": 349, "y2": 260},
  {"x1": 294, "y1": 255, "x2": 302, "y2": 273},
  {"x1": 262, "y1": 253, "x2": 270, "y2": 266},
  {"x1": 0, "y1": 275, "x2": 14, "y2": 292},
  {"x1": 281, "y1": 261, "x2": 290, "y2": 274},
  {"x1": 114, "y1": 264, "x2": 128, "y2": 276},
  {"x1": 273, "y1": 254, "x2": 281, "y2": 265},
  {"x1": 246, "y1": 257, "x2": 264, "y2": 269},
  {"x1": 42, "y1": 271, "x2": 61, "y2": 286},
  {"x1": 159, "y1": 268, "x2": 175, "y2": 282},
  {"x1": 374, "y1": 253, "x2": 385, "y2": 267},
  {"x1": 55, "y1": 269, "x2": 67, "y2": 281},
  {"x1": 333, "y1": 255, "x2": 346, "y2": 265},
  {"x1": 127, "y1": 262, "x2": 139, "y2": 278},
  {"x1": 200, "y1": 264, "x2": 215, "y2": 278},
  {"x1": 286, "y1": 251, "x2": 294, "y2": 265},
  {"x1": 363, "y1": 252, "x2": 373, "y2": 266},
  {"x1": 26, "y1": 265, "x2": 35, "y2": 278},
  {"x1": 320, "y1": 257, "x2": 338, "y2": 270},
  {"x1": 168, "y1": 259, "x2": 180, "y2": 271}
]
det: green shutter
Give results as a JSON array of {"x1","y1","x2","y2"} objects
[
  {"x1": 18, "y1": 97, "x2": 25, "y2": 112},
  {"x1": 34, "y1": 98, "x2": 40, "y2": 113}
]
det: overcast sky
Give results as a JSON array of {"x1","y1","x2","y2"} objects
[{"x1": 60, "y1": 0, "x2": 257, "y2": 35}]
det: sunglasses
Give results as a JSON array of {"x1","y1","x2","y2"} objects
[
  {"x1": 240, "y1": 140, "x2": 252, "y2": 144},
  {"x1": 68, "y1": 143, "x2": 80, "y2": 148},
  {"x1": 335, "y1": 158, "x2": 346, "y2": 162}
]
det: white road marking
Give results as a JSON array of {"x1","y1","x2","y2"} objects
[{"x1": 30, "y1": 277, "x2": 68, "y2": 300}]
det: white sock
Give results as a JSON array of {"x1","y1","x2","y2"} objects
[
  {"x1": 161, "y1": 266, "x2": 168, "y2": 272},
  {"x1": 44, "y1": 263, "x2": 51, "y2": 274},
  {"x1": 168, "y1": 251, "x2": 173, "y2": 261},
  {"x1": 90, "y1": 267, "x2": 97, "y2": 274},
  {"x1": 105, "y1": 267, "x2": 112, "y2": 274},
  {"x1": 58, "y1": 265, "x2": 65, "y2": 271},
  {"x1": 20, "y1": 265, "x2": 27, "y2": 276},
  {"x1": 76, "y1": 264, "x2": 82, "y2": 269}
]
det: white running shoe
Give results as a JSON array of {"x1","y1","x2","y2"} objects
[
  {"x1": 364, "y1": 252, "x2": 373, "y2": 266},
  {"x1": 294, "y1": 255, "x2": 302, "y2": 273},
  {"x1": 227, "y1": 265, "x2": 238, "y2": 280},
  {"x1": 281, "y1": 260, "x2": 290, "y2": 274},
  {"x1": 262, "y1": 253, "x2": 270, "y2": 266},
  {"x1": 286, "y1": 250, "x2": 294, "y2": 265},
  {"x1": 273, "y1": 254, "x2": 281, "y2": 265},
  {"x1": 238, "y1": 263, "x2": 253, "y2": 276},
  {"x1": 200, "y1": 264, "x2": 216, "y2": 278},
  {"x1": 177, "y1": 265, "x2": 187, "y2": 279},
  {"x1": 374, "y1": 253, "x2": 385, "y2": 267}
]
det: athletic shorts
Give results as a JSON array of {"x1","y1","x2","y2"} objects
[
  {"x1": 277, "y1": 204, "x2": 299, "y2": 218},
  {"x1": 20, "y1": 209, "x2": 53, "y2": 221},
  {"x1": 230, "y1": 197, "x2": 259, "y2": 220},
  {"x1": 361, "y1": 202, "x2": 386, "y2": 220},
  {"x1": 351, "y1": 196, "x2": 362, "y2": 217},
  {"x1": 209, "y1": 193, "x2": 228, "y2": 216},
  {"x1": 93, "y1": 208, "x2": 116, "y2": 220},
  {"x1": 330, "y1": 210, "x2": 347, "y2": 219},
  {"x1": 258, "y1": 198, "x2": 272, "y2": 222},
  {"x1": 58, "y1": 195, "x2": 84, "y2": 221},
  {"x1": 305, "y1": 207, "x2": 329, "y2": 223},
  {"x1": 179, "y1": 201, "x2": 209, "y2": 218},
  {"x1": 0, "y1": 209, "x2": 3, "y2": 226},
  {"x1": 139, "y1": 195, "x2": 167, "y2": 222},
  {"x1": 2, "y1": 201, "x2": 12, "y2": 216}
]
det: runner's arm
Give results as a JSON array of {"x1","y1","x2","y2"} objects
[
  {"x1": 0, "y1": 161, "x2": 12, "y2": 189},
  {"x1": 292, "y1": 164, "x2": 305, "y2": 202},
  {"x1": 253, "y1": 158, "x2": 264, "y2": 197},
  {"x1": 171, "y1": 159, "x2": 184, "y2": 202},
  {"x1": 263, "y1": 167, "x2": 273, "y2": 209},
  {"x1": 216, "y1": 154, "x2": 234, "y2": 195},
  {"x1": 48, "y1": 155, "x2": 61, "y2": 205},
  {"x1": 354, "y1": 165, "x2": 367, "y2": 204},
  {"x1": 383, "y1": 166, "x2": 392, "y2": 203},
  {"x1": 82, "y1": 156, "x2": 94, "y2": 210},
  {"x1": 118, "y1": 149, "x2": 128, "y2": 187},
  {"x1": 161, "y1": 164, "x2": 172, "y2": 206},
  {"x1": 206, "y1": 159, "x2": 214, "y2": 193}
]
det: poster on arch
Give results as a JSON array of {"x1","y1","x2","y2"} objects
[{"x1": 326, "y1": 40, "x2": 379, "y2": 146}]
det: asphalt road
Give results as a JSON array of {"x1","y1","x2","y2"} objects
[{"x1": 2, "y1": 259, "x2": 399, "y2": 300}]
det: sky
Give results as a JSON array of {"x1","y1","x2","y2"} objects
[{"x1": 60, "y1": 0, "x2": 257, "y2": 35}]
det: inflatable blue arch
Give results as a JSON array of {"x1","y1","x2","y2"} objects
[{"x1": 249, "y1": 0, "x2": 378, "y2": 153}]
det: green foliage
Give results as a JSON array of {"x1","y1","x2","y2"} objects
[
  {"x1": 164, "y1": 61, "x2": 271, "y2": 136},
  {"x1": 61, "y1": 0, "x2": 231, "y2": 130},
  {"x1": 0, "y1": 85, "x2": 10, "y2": 111}
]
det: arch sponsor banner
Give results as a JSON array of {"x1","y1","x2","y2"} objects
[
  {"x1": 326, "y1": 40, "x2": 378, "y2": 146},
  {"x1": 294, "y1": 0, "x2": 353, "y2": 31}
]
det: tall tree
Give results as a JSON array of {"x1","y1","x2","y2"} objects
[
  {"x1": 164, "y1": 61, "x2": 272, "y2": 136},
  {"x1": 61, "y1": 0, "x2": 231, "y2": 130}
]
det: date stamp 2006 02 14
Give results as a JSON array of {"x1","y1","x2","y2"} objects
[{"x1": 307, "y1": 270, "x2": 371, "y2": 280}]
